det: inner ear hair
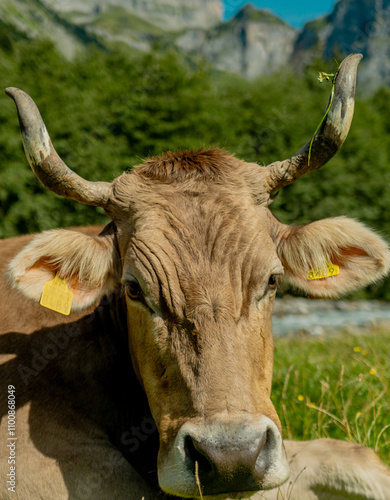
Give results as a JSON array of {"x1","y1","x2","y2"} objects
[{"x1": 8, "y1": 228, "x2": 120, "y2": 303}]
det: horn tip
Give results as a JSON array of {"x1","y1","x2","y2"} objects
[
  {"x1": 341, "y1": 53, "x2": 363, "y2": 67},
  {"x1": 5, "y1": 87, "x2": 21, "y2": 100},
  {"x1": 351, "y1": 52, "x2": 363, "y2": 62}
]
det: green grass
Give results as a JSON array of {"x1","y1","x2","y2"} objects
[{"x1": 272, "y1": 327, "x2": 390, "y2": 466}]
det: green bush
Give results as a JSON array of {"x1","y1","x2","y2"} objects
[{"x1": 1, "y1": 39, "x2": 389, "y2": 297}]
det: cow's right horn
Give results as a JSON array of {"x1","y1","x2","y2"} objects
[{"x1": 6, "y1": 87, "x2": 112, "y2": 209}]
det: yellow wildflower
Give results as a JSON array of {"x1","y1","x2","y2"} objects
[
  {"x1": 353, "y1": 346, "x2": 361, "y2": 352},
  {"x1": 369, "y1": 368, "x2": 376, "y2": 376},
  {"x1": 297, "y1": 395, "x2": 304, "y2": 402}
]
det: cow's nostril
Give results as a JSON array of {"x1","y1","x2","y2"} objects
[
  {"x1": 184, "y1": 435, "x2": 214, "y2": 476},
  {"x1": 161, "y1": 418, "x2": 290, "y2": 497}
]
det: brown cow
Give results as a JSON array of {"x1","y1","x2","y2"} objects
[{"x1": 0, "y1": 53, "x2": 389, "y2": 499}]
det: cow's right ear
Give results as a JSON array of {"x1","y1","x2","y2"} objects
[{"x1": 8, "y1": 225, "x2": 121, "y2": 311}]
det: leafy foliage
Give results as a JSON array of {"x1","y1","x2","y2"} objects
[{"x1": 0, "y1": 39, "x2": 389, "y2": 297}]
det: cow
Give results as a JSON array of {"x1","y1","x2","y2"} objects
[
  {"x1": 1, "y1": 53, "x2": 390, "y2": 499},
  {"x1": 259, "y1": 439, "x2": 390, "y2": 499}
]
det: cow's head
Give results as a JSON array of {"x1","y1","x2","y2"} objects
[{"x1": 6, "y1": 54, "x2": 390, "y2": 498}]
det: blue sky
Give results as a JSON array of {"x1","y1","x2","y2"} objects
[{"x1": 222, "y1": 0, "x2": 337, "y2": 27}]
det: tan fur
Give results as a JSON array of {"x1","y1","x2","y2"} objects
[
  {"x1": 136, "y1": 148, "x2": 240, "y2": 182},
  {"x1": 0, "y1": 228, "x2": 160, "y2": 500},
  {"x1": 3, "y1": 148, "x2": 390, "y2": 498},
  {"x1": 256, "y1": 439, "x2": 390, "y2": 500},
  {"x1": 8, "y1": 227, "x2": 120, "y2": 310},
  {"x1": 0, "y1": 403, "x2": 157, "y2": 500},
  {"x1": 278, "y1": 217, "x2": 390, "y2": 297}
]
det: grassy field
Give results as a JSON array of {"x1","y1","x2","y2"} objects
[{"x1": 272, "y1": 327, "x2": 390, "y2": 466}]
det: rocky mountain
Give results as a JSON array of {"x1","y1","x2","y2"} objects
[
  {"x1": 0, "y1": 0, "x2": 298, "y2": 78},
  {"x1": 293, "y1": 0, "x2": 390, "y2": 92},
  {"x1": 40, "y1": 0, "x2": 222, "y2": 30},
  {"x1": 0, "y1": 0, "x2": 389, "y2": 91},
  {"x1": 176, "y1": 5, "x2": 296, "y2": 79},
  {"x1": 0, "y1": 0, "x2": 222, "y2": 57},
  {"x1": 0, "y1": 0, "x2": 91, "y2": 58}
]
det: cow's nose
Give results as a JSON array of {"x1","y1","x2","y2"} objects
[
  {"x1": 183, "y1": 430, "x2": 267, "y2": 488},
  {"x1": 159, "y1": 415, "x2": 290, "y2": 497}
]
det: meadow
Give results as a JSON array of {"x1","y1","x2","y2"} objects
[{"x1": 272, "y1": 327, "x2": 390, "y2": 466}]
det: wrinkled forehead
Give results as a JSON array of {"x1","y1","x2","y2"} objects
[{"x1": 118, "y1": 185, "x2": 282, "y2": 283}]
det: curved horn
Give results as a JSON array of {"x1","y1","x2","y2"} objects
[
  {"x1": 265, "y1": 53, "x2": 363, "y2": 194},
  {"x1": 5, "y1": 87, "x2": 112, "y2": 208}
]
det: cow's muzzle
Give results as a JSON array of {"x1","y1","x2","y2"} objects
[{"x1": 158, "y1": 415, "x2": 289, "y2": 497}]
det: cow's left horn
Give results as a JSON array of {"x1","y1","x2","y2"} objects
[
  {"x1": 6, "y1": 87, "x2": 112, "y2": 208},
  {"x1": 264, "y1": 53, "x2": 362, "y2": 194}
]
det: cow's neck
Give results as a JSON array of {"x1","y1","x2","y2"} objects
[
  {"x1": 23, "y1": 289, "x2": 161, "y2": 487},
  {"x1": 82, "y1": 289, "x2": 160, "y2": 487}
]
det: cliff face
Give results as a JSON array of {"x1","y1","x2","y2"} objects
[
  {"x1": 0, "y1": 0, "x2": 222, "y2": 57},
  {"x1": 176, "y1": 5, "x2": 297, "y2": 78},
  {"x1": 0, "y1": 0, "x2": 295, "y2": 79},
  {"x1": 293, "y1": 0, "x2": 390, "y2": 91},
  {"x1": 0, "y1": 0, "x2": 89, "y2": 58},
  {"x1": 40, "y1": 0, "x2": 222, "y2": 31}
]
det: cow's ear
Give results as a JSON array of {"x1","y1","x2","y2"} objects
[
  {"x1": 277, "y1": 217, "x2": 390, "y2": 298},
  {"x1": 8, "y1": 225, "x2": 120, "y2": 311}
]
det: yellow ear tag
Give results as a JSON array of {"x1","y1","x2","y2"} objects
[
  {"x1": 40, "y1": 273, "x2": 73, "y2": 315},
  {"x1": 307, "y1": 261, "x2": 340, "y2": 281}
]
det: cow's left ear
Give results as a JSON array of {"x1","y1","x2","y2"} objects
[
  {"x1": 277, "y1": 217, "x2": 390, "y2": 298},
  {"x1": 8, "y1": 224, "x2": 121, "y2": 311}
]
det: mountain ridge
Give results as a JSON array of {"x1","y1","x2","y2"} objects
[{"x1": 0, "y1": 0, "x2": 388, "y2": 91}]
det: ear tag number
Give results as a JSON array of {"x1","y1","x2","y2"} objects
[
  {"x1": 40, "y1": 273, "x2": 73, "y2": 315},
  {"x1": 307, "y1": 261, "x2": 340, "y2": 281}
]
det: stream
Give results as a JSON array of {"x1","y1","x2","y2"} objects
[{"x1": 272, "y1": 297, "x2": 390, "y2": 336}]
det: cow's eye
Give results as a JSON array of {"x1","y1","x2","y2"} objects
[
  {"x1": 268, "y1": 275, "x2": 278, "y2": 289},
  {"x1": 126, "y1": 280, "x2": 144, "y2": 301}
]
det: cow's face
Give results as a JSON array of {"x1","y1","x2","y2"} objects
[
  {"x1": 6, "y1": 56, "x2": 390, "y2": 498},
  {"x1": 112, "y1": 159, "x2": 288, "y2": 495},
  {"x1": 10, "y1": 151, "x2": 390, "y2": 498}
]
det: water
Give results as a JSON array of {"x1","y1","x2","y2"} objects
[{"x1": 272, "y1": 298, "x2": 390, "y2": 336}]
